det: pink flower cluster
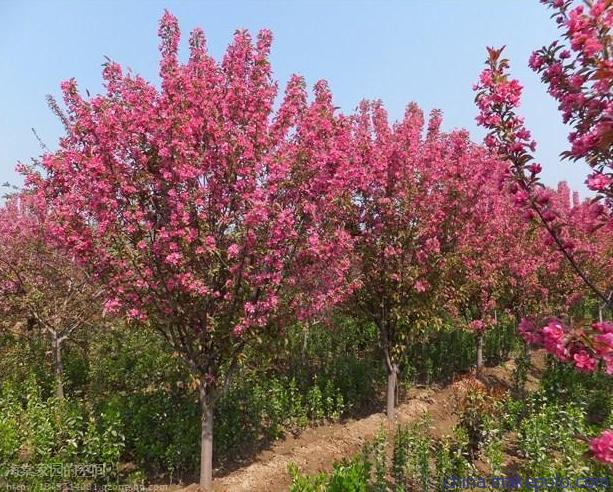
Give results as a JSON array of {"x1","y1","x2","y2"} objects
[
  {"x1": 590, "y1": 429, "x2": 613, "y2": 465},
  {"x1": 468, "y1": 320, "x2": 486, "y2": 333},
  {"x1": 519, "y1": 318, "x2": 613, "y2": 374},
  {"x1": 518, "y1": 318, "x2": 544, "y2": 345},
  {"x1": 531, "y1": 0, "x2": 612, "y2": 202}
]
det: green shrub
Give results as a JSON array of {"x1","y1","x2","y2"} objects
[
  {"x1": 480, "y1": 415, "x2": 504, "y2": 475},
  {"x1": 518, "y1": 394, "x2": 589, "y2": 476},
  {"x1": 288, "y1": 463, "x2": 328, "y2": 492},
  {"x1": 392, "y1": 425, "x2": 410, "y2": 490},
  {"x1": 0, "y1": 377, "x2": 125, "y2": 488},
  {"x1": 288, "y1": 456, "x2": 370, "y2": 492}
]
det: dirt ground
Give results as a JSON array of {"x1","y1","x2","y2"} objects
[{"x1": 168, "y1": 351, "x2": 545, "y2": 492}]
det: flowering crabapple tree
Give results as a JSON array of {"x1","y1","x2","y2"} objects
[
  {"x1": 347, "y1": 101, "x2": 501, "y2": 420},
  {"x1": 514, "y1": 183, "x2": 612, "y2": 380},
  {"x1": 473, "y1": 0, "x2": 612, "y2": 465},
  {"x1": 443, "y1": 153, "x2": 578, "y2": 375},
  {"x1": 451, "y1": 164, "x2": 533, "y2": 374},
  {"x1": 542, "y1": 182, "x2": 612, "y2": 311},
  {"x1": 27, "y1": 12, "x2": 356, "y2": 488},
  {"x1": 0, "y1": 193, "x2": 104, "y2": 400},
  {"x1": 507, "y1": 183, "x2": 609, "y2": 319}
]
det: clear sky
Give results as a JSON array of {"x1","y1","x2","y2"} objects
[{"x1": 0, "y1": 0, "x2": 592, "y2": 195}]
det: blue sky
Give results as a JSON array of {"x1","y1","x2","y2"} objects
[{"x1": 0, "y1": 0, "x2": 591, "y2": 195}]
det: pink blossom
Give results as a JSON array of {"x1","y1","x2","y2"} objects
[
  {"x1": 519, "y1": 318, "x2": 543, "y2": 345},
  {"x1": 227, "y1": 243, "x2": 240, "y2": 258},
  {"x1": 528, "y1": 52, "x2": 544, "y2": 70},
  {"x1": 527, "y1": 163, "x2": 542, "y2": 176},
  {"x1": 468, "y1": 320, "x2": 485, "y2": 333},
  {"x1": 593, "y1": 321, "x2": 613, "y2": 334},
  {"x1": 586, "y1": 173, "x2": 611, "y2": 192},
  {"x1": 542, "y1": 320, "x2": 569, "y2": 361},
  {"x1": 104, "y1": 298, "x2": 122, "y2": 313},
  {"x1": 165, "y1": 252, "x2": 182, "y2": 266},
  {"x1": 414, "y1": 280, "x2": 427, "y2": 293},
  {"x1": 590, "y1": 430, "x2": 613, "y2": 465},
  {"x1": 572, "y1": 349, "x2": 597, "y2": 372}
]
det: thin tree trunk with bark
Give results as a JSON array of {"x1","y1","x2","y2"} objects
[
  {"x1": 199, "y1": 385, "x2": 214, "y2": 491},
  {"x1": 301, "y1": 323, "x2": 309, "y2": 362},
  {"x1": 386, "y1": 363, "x2": 398, "y2": 422},
  {"x1": 476, "y1": 332, "x2": 484, "y2": 375},
  {"x1": 378, "y1": 317, "x2": 398, "y2": 422},
  {"x1": 51, "y1": 333, "x2": 64, "y2": 400}
]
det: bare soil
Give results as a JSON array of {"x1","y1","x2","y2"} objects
[{"x1": 166, "y1": 351, "x2": 545, "y2": 492}]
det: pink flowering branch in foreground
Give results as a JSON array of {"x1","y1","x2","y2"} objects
[
  {"x1": 531, "y1": 0, "x2": 612, "y2": 199},
  {"x1": 474, "y1": 0, "x2": 612, "y2": 467},
  {"x1": 519, "y1": 318, "x2": 612, "y2": 373},
  {"x1": 474, "y1": 48, "x2": 612, "y2": 367},
  {"x1": 474, "y1": 46, "x2": 611, "y2": 305}
]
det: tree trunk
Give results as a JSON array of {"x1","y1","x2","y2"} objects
[
  {"x1": 199, "y1": 386, "x2": 214, "y2": 491},
  {"x1": 476, "y1": 332, "x2": 484, "y2": 376},
  {"x1": 52, "y1": 334, "x2": 64, "y2": 400},
  {"x1": 386, "y1": 364, "x2": 398, "y2": 422},
  {"x1": 301, "y1": 324, "x2": 309, "y2": 362}
]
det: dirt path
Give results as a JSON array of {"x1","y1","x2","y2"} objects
[{"x1": 173, "y1": 352, "x2": 544, "y2": 492}]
